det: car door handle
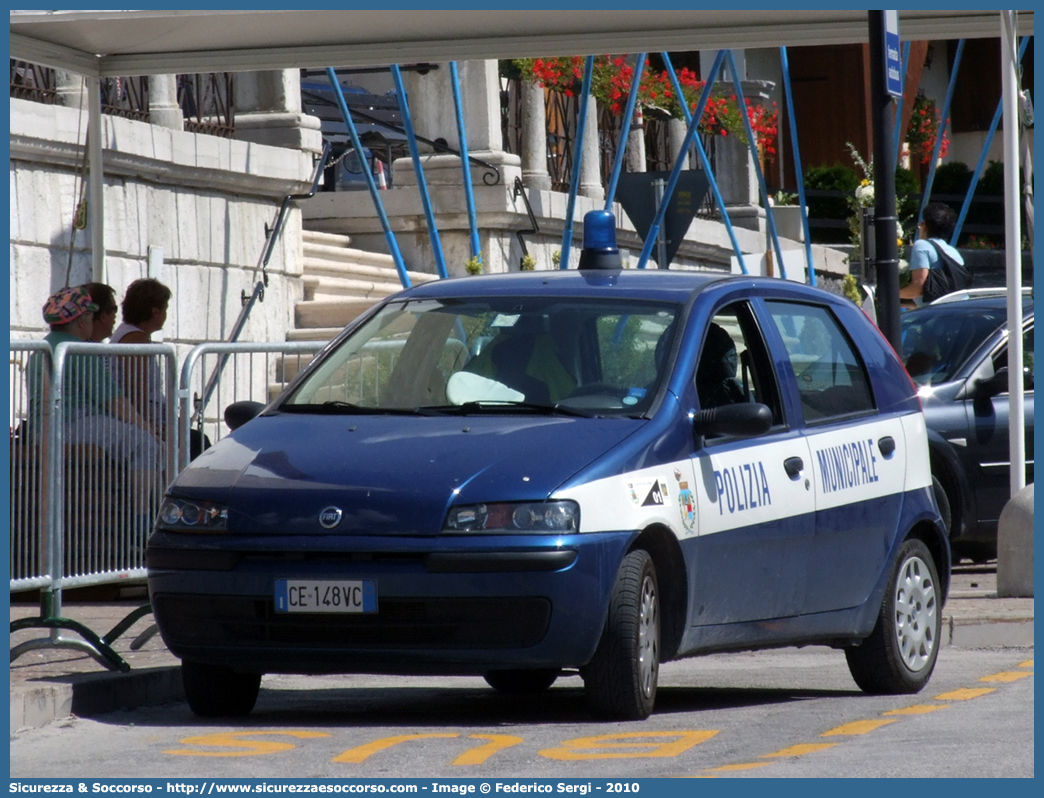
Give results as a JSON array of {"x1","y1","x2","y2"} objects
[
  {"x1": 878, "y1": 436, "x2": 896, "y2": 457},
  {"x1": 784, "y1": 456, "x2": 804, "y2": 479}
]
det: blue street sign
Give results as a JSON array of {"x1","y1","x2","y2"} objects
[{"x1": 885, "y1": 10, "x2": 902, "y2": 98}]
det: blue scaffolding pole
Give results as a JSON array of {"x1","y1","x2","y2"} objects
[
  {"x1": 952, "y1": 36, "x2": 1031, "y2": 246},
  {"x1": 637, "y1": 50, "x2": 725, "y2": 270},
  {"x1": 780, "y1": 45, "x2": 815, "y2": 285},
  {"x1": 325, "y1": 68, "x2": 411, "y2": 288},
  {"x1": 604, "y1": 53, "x2": 646, "y2": 208},
  {"x1": 915, "y1": 39, "x2": 966, "y2": 234},
  {"x1": 725, "y1": 50, "x2": 787, "y2": 280},
  {"x1": 391, "y1": 64, "x2": 448, "y2": 279},
  {"x1": 661, "y1": 52, "x2": 748, "y2": 274},
  {"x1": 450, "y1": 62, "x2": 482, "y2": 266},
  {"x1": 560, "y1": 55, "x2": 596, "y2": 269}
]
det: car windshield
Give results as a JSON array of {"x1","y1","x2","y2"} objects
[
  {"x1": 900, "y1": 304, "x2": 1008, "y2": 385},
  {"x1": 283, "y1": 296, "x2": 679, "y2": 416}
]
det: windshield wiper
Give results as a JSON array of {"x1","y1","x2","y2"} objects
[
  {"x1": 281, "y1": 402, "x2": 435, "y2": 416},
  {"x1": 419, "y1": 401, "x2": 599, "y2": 418}
]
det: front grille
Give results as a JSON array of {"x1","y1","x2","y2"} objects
[{"x1": 153, "y1": 593, "x2": 551, "y2": 649}]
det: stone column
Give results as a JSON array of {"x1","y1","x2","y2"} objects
[
  {"x1": 625, "y1": 107, "x2": 646, "y2": 174},
  {"x1": 396, "y1": 60, "x2": 521, "y2": 187},
  {"x1": 521, "y1": 80, "x2": 552, "y2": 191},
  {"x1": 148, "y1": 74, "x2": 183, "y2": 130},
  {"x1": 579, "y1": 97, "x2": 604, "y2": 202},
  {"x1": 235, "y1": 70, "x2": 323, "y2": 153},
  {"x1": 711, "y1": 79, "x2": 774, "y2": 232},
  {"x1": 55, "y1": 70, "x2": 87, "y2": 110},
  {"x1": 668, "y1": 118, "x2": 689, "y2": 171}
]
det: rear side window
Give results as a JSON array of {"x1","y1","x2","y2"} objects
[{"x1": 767, "y1": 302, "x2": 875, "y2": 423}]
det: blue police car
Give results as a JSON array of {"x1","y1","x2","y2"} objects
[{"x1": 148, "y1": 217, "x2": 948, "y2": 720}]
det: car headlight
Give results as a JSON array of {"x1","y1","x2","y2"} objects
[
  {"x1": 157, "y1": 497, "x2": 228, "y2": 532},
  {"x1": 443, "y1": 501, "x2": 579, "y2": 533}
]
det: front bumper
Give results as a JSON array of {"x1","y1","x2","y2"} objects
[{"x1": 146, "y1": 530, "x2": 635, "y2": 675}]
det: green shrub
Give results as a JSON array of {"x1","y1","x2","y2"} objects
[
  {"x1": 966, "y1": 161, "x2": 1006, "y2": 244},
  {"x1": 894, "y1": 166, "x2": 921, "y2": 238},
  {"x1": 804, "y1": 164, "x2": 859, "y2": 243}
]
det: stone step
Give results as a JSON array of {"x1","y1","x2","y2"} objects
[
  {"x1": 302, "y1": 244, "x2": 399, "y2": 270},
  {"x1": 302, "y1": 274, "x2": 407, "y2": 302},
  {"x1": 295, "y1": 299, "x2": 376, "y2": 330},
  {"x1": 302, "y1": 229, "x2": 353, "y2": 249},
  {"x1": 287, "y1": 327, "x2": 342, "y2": 342}
]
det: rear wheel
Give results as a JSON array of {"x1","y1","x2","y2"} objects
[
  {"x1": 484, "y1": 669, "x2": 559, "y2": 694},
  {"x1": 182, "y1": 660, "x2": 261, "y2": 717},
  {"x1": 583, "y1": 550, "x2": 660, "y2": 720},
  {"x1": 846, "y1": 538, "x2": 941, "y2": 694}
]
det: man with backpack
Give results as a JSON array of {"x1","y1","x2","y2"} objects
[{"x1": 900, "y1": 201, "x2": 972, "y2": 308}]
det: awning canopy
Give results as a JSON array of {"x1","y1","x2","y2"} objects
[{"x1": 10, "y1": 9, "x2": 1034, "y2": 78}]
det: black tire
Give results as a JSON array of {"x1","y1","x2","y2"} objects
[
  {"x1": 583, "y1": 550, "x2": 660, "y2": 720},
  {"x1": 932, "y1": 475, "x2": 951, "y2": 538},
  {"x1": 483, "y1": 669, "x2": 559, "y2": 694},
  {"x1": 182, "y1": 660, "x2": 261, "y2": 717},
  {"x1": 846, "y1": 538, "x2": 942, "y2": 694}
]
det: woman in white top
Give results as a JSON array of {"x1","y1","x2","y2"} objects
[{"x1": 111, "y1": 278, "x2": 171, "y2": 439}]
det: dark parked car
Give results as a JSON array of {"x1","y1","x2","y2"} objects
[{"x1": 901, "y1": 295, "x2": 1034, "y2": 561}]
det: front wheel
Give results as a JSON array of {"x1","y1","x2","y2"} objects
[
  {"x1": 583, "y1": 550, "x2": 660, "y2": 720},
  {"x1": 846, "y1": 538, "x2": 942, "y2": 694},
  {"x1": 182, "y1": 660, "x2": 261, "y2": 717}
]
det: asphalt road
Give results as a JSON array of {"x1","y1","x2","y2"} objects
[{"x1": 10, "y1": 645, "x2": 1033, "y2": 779}]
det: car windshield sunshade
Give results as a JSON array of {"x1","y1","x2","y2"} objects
[{"x1": 283, "y1": 296, "x2": 679, "y2": 417}]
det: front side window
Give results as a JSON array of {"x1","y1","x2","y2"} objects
[
  {"x1": 695, "y1": 302, "x2": 783, "y2": 435},
  {"x1": 989, "y1": 324, "x2": 1035, "y2": 392},
  {"x1": 283, "y1": 297, "x2": 678, "y2": 416},
  {"x1": 767, "y1": 301, "x2": 875, "y2": 423}
]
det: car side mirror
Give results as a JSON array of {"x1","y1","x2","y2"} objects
[
  {"x1": 694, "y1": 402, "x2": 773, "y2": 439},
  {"x1": 224, "y1": 400, "x2": 265, "y2": 431},
  {"x1": 975, "y1": 367, "x2": 1009, "y2": 399}
]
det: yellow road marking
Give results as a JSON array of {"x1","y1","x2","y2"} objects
[
  {"x1": 332, "y1": 734, "x2": 459, "y2": 764},
  {"x1": 1018, "y1": 659, "x2": 1033, "y2": 668},
  {"x1": 703, "y1": 762, "x2": 774, "y2": 772},
  {"x1": 762, "y1": 743, "x2": 837, "y2": 757},
  {"x1": 883, "y1": 704, "x2": 947, "y2": 716},
  {"x1": 166, "y1": 731, "x2": 331, "y2": 757},
  {"x1": 934, "y1": 687, "x2": 995, "y2": 701},
  {"x1": 452, "y1": 734, "x2": 524, "y2": 766},
  {"x1": 540, "y1": 731, "x2": 718, "y2": 761},
  {"x1": 821, "y1": 719, "x2": 896, "y2": 736},
  {"x1": 980, "y1": 671, "x2": 1033, "y2": 683}
]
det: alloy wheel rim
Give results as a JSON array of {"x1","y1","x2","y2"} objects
[
  {"x1": 893, "y1": 554, "x2": 937, "y2": 672},
  {"x1": 637, "y1": 574, "x2": 659, "y2": 697}
]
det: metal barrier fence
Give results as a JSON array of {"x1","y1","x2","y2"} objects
[
  {"x1": 178, "y1": 341, "x2": 326, "y2": 469},
  {"x1": 10, "y1": 339, "x2": 325, "y2": 670},
  {"x1": 10, "y1": 341, "x2": 176, "y2": 669}
]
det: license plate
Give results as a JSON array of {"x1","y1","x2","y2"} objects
[{"x1": 274, "y1": 579, "x2": 378, "y2": 614}]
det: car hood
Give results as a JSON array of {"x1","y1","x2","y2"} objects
[{"x1": 171, "y1": 412, "x2": 644, "y2": 535}]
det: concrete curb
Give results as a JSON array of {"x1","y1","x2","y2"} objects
[{"x1": 11, "y1": 666, "x2": 183, "y2": 734}]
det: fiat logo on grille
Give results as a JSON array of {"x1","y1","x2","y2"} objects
[{"x1": 318, "y1": 506, "x2": 343, "y2": 529}]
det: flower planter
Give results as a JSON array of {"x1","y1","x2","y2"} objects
[{"x1": 772, "y1": 205, "x2": 804, "y2": 243}]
